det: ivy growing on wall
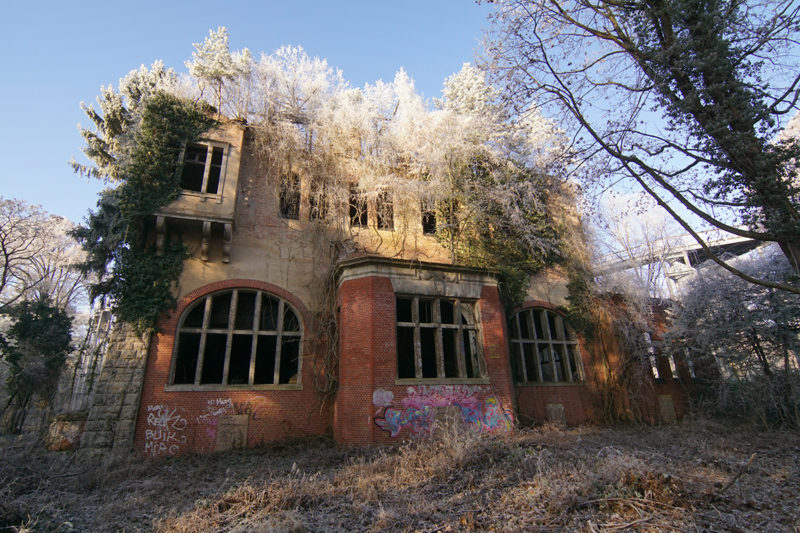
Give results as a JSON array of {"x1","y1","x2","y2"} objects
[
  {"x1": 447, "y1": 157, "x2": 565, "y2": 314},
  {"x1": 73, "y1": 91, "x2": 217, "y2": 333}
]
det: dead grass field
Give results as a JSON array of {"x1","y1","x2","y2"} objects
[{"x1": 1, "y1": 420, "x2": 799, "y2": 532}]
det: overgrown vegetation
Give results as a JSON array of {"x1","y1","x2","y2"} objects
[
  {"x1": 73, "y1": 82, "x2": 216, "y2": 332},
  {"x1": 0, "y1": 297, "x2": 72, "y2": 433},
  {"x1": 485, "y1": 0, "x2": 800, "y2": 290},
  {"x1": 1, "y1": 422, "x2": 798, "y2": 531},
  {"x1": 667, "y1": 246, "x2": 800, "y2": 427},
  {"x1": 73, "y1": 28, "x2": 580, "y2": 392},
  {"x1": 565, "y1": 265, "x2": 663, "y2": 424}
]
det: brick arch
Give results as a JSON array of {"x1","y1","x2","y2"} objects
[
  {"x1": 159, "y1": 279, "x2": 313, "y2": 335},
  {"x1": 520, "y1": 299, "x2": 559, "y2": 313}
]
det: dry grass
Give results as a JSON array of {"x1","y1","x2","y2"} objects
[{"x1": 1, "y1": 420, "x2": 799, "y2": 532}]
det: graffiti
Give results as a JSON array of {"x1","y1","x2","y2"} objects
[
  {"x1": 196, "y1": 397, "x2": 267, "y2": 440},
  {"x1": 375, "y1": 404, "x2": 434, "y2": 437},
  {"x1": 373, "y1": 386, "x2": 513, "y2": 437},
  {"x1": 144, "y1": 404, "x2": 187, "y2": 456},
  {"x1": 233, "y1": 398, "x2": 267, "y2": 419},
  {"x1": 372, "y1": 389, "x2": 394, "y2": 415}
]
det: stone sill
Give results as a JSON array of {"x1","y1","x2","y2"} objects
[
  {"x1": 394, "y1": 378, "x2": 491, "y2": 386},
  {"x1": 165, "y1": 384, "x2": 303, "y2": 392},
  {"x1": 516, "y1": 382, "x2": 585, "y2": 388}
]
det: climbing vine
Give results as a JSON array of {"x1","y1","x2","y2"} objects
[
  {"x1": 73, "y1": 91, "x2": 216, "y2": 332},
  {"x1": 451, "y1": 157, "x2": 566, "y2": 314}
]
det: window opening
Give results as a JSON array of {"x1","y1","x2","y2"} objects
[
  {"x1": 349, "y1": 184, "x2": 367, "y2": 227},
  {"x1": 396, "y1": 296, "x2": 484, "y2": 380},
  {"x1": 377, "y1": 191, "x2": 394, "y2": 230},
  {"x1": 280, "y1": 172, "x2": 300, "y2": 220},
  {"x1": 180, "y1": 143, "x2": 225, "y2": 194},
  {"x1": 643, "y1": 332, "x2": 663, "y2": 380},
  {"x1": 309, "y1": 178, "x2": 329, "y2": 220},
  {"x1": 684, "y1": 348, "x2": 697, "y2": 379},
  {"x1": 668, "y1": 354, "x2": 679, "y2": 381},
  {"x1": 421, "y1": 203, "x2": 437, "y2": 235},
  {"x1": 172, "y1": 289, "x2": 302, "y2": 387},
  {"x1": 509, "y1": 308, "x2": 583, "y2": 384}
]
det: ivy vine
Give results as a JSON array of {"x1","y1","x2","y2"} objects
[
  {"x1": 449, "y1": 158, "x2": 565, "y2": 315},
  {"x1": 73, "y1": 93, "x2": 217, "y2": 333}
]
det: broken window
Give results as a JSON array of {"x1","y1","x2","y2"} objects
[
  {"x1": 643, "y1": 332, "x2": 665, "y2": 381},
  {"x1": 279, "y1": 172, "x2": 300, "y2": 220},
  {"x1": 376, "y1": 191, "x2": 394, "y2": 230},
  {"x1": 396, "y1": 296, "x2": 484, "y2": 380},
  {"x1": 171, "y1": 289, "x2": 301, "y2": 387},
  {"x1": 309, "y1": 178, "x2": 329, "y2": 221},
  {"x1": 349, "y1": 184, "x2": 367, "y2": 228},
  {"x1": 180, "y1": 143, "x2": 225, "y2": 194},
  {"x1": 421, "y1": 202, "x2": 437, "y2": 235},
  {"x1": 509, "y1": 308, "x2": 583, "y2": 384}
]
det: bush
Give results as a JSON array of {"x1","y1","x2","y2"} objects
[{"x1": 0, "y1": 296, "x2": 72, "y2": 433}]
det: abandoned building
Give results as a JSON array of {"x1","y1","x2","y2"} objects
[{"x1": 72, "y1": 121, "x2": 695, "y2": 458}]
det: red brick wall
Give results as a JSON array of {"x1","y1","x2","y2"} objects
[
  {"x1": 336, "y1": 277, "x2": 517, "y2": 445},
  {"x1": 516, "y1": 385, "x2": 589, "y2": 425},
  {"x1": 134, "y1": 279, "x2": 330, "y2": 458},
  {"x1": 334, "y1": 276, "x2": 395, "y2": 444},
  {"x1": 514, "y1": 300, "x2": 592, "y2": 425}
]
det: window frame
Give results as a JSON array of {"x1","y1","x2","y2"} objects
[
  {"x1": 167, "y1": 288, "x2": 303, "y2": 391},
  {"x1": 395, "y1": 295, "x2": 487, "y2": 383},
  {"x1": 509, "y1": 307, "x2": 584, "y2": 385},
  {"x1": 421, "y1": 203, "x2": 437, "y2": 235},
  {"x1": 279, "y1": 172, "x2": 301, "y2": 220},
  {"x1": 308, "y1": 177, "x2": 330, "y2": 221},
  {"x1": 349, "y1": 184, "x2": 368, "y2": 228},
  {"x1": 376, "y1": 191, "x2": 394, "y2": 230},
  {"x1": 178, "y1": 141, "x2": 229, "y2": 197}
]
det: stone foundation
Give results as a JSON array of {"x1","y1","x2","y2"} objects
[{"x1": 79, "y1": 324, "x2": 150, "y2": 457}]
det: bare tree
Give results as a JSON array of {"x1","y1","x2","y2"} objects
[
  {"x1": 0, "y1": 198, "x2": 87, "y2": 313},
  {"x1": 667, "y1": 245, "x2": 800, "y2": 425},
  {"x1": 484, "y1": 0, "x2": 800, "y2": 292},
  {"x1": 594, "y1": 193, "x2": 684, "y2": 299}
]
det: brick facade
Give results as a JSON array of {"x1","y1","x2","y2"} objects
[
  {"x1": 133, "y1": 280, "x2": 330, "y2": 457},
  {"x1": 78, "y1": 121, "x2": 694, "y2": 458}
]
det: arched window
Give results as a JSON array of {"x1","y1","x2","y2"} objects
[
  {"x1": 509, "y1": 308, "x2": 583, "y2": 384},
  {"x1": 170, "y1": 289, "x2": 301, "y2": 387}
]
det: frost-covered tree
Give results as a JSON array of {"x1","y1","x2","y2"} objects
[
  {"x1": 72, "y1": 63, "x2": 216, "y2": 332},
  {"x1": 187, "y1": 27, "x2": 251, "y2": 118},
  {"x1": 0, "y1": 198, "x2": 87, "y2": 314},
  {"x1": 484, "y1": 0, "x2": 800, "y2": 292},
  {"x1": 72, "y1": 61, "x2": 180, "y2": 182},
  {"x1": 667, "y1": 246, "x2": 800, "y2": 425},
  {"x1": 671, "y1": 246, "x2": 800, "y2": 376}
]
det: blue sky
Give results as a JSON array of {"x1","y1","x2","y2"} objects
[{"x1": 1, "y1": 1, "x2": 494, "y2": 223}]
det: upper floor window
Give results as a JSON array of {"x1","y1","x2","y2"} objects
[
  {"x1": 180, "y1": 143, "x2": 225, "y2": 195},
  {"x1": 309, "y1": 178, "x2": 329, "y2": 221},
  {"x1": 349, "y1": 184, "x2": 367, "y2": 228},
  {"x1": 509, "y1": 308, "x2": 583, "y2": 384},
  {"x1": 396, "y1": 296, "x2": 484, "y2": 380},
  {"x1": 171, "y1": 289, "x2": 301, "y2": 388},
  {"x1": 421, "y1": 203, "x2": 437, "y2": 235},
  {"x1": 279, "y1": 172, "x2": 301, "y2": 220},
  {"x1": 376, "y1": 192, "x2": 394, "y2": 230}
]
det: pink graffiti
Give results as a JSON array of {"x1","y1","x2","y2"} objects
[{"x1": 373, "y1": 385, "x2": 512, "y2": 437}]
